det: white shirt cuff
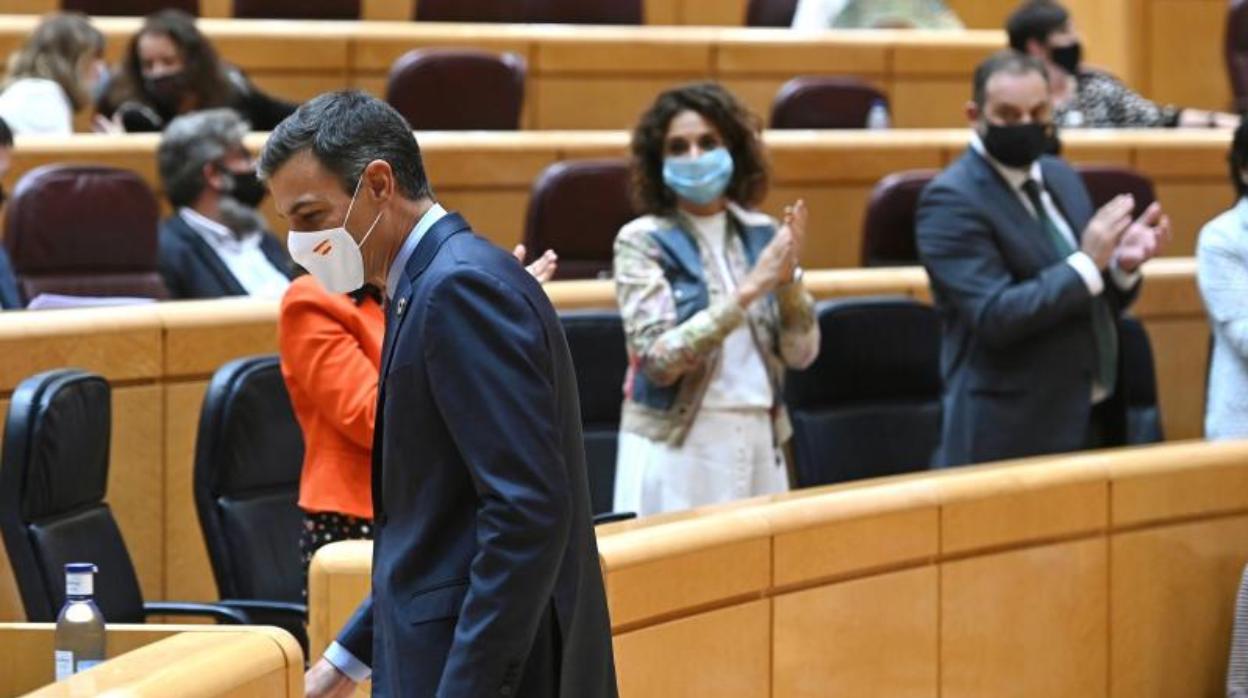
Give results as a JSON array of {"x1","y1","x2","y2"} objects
[
  {"x1": 1066, "y1": 252, "x2": 1104, "y2": 296},
  {"x1": 1109, "y1": 259, "x2": 1142, "y2": 290},
  {"x1": 324, "y1": 641, "x2": 371, "y2": 683}
]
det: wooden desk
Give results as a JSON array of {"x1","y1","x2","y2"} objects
[{"x1": 6, "y1": 129, "x2": 1232, "y2": 270}]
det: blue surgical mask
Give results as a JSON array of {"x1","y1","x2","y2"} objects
[{"x1": 662, "y1": 148, "x2": 734, "y2": 206}]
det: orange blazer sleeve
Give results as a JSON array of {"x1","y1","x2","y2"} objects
[{"x1": 279, "y1": 285, "x2": 379, "y2": 450}]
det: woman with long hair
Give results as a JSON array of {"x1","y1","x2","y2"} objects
[{"x1": 0, "y1": 12, "x2": 107, "y2": 135}]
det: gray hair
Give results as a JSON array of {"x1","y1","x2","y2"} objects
[{"x1": 157, "y1": 108, "x2": 249, "y2": 208}]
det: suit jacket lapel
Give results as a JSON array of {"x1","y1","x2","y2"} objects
[
  {"x1": 175, "y1": 216, "x2": 248, "y2": 295},
  {"x1": 966, "y1": 149, "x2": 1061, "y2": 265}
]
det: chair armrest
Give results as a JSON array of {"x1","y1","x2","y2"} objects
[
  {"x1": 593, "y1": 511, "x2": 637, "y2": 525},
  {"x1": 218, "y1": 599, "x2": 308, "y2": 622},
  {"x1": 142, "y1": 601, "x2": 250, "y2": 624}
]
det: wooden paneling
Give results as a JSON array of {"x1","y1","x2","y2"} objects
[
  {"x1": 940, "y1": 538, "x2": 1109, "y2": 698},
  {"x1": 770, "y1": 507, "x2": 937, "y2": 588},
  {"x1": 613, "y1": 600, "x2": 771, "y2": 698},
  {"x1": 163, "y1": 380, "x2": 216, "y2": 603},
  {"x1": 773, "y1": 566, "x2": 939, "y2": 698},
  {"x1": 111, "y1": 385, "x2": 164, "y2": 603},
  {"x1": 940, "y1": 479, "x2": 1108, "y2": 555},
  {"x1": 1145, "y1": 0, "x2": 1230, "y2": 111}
]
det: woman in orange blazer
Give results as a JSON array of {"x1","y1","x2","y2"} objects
[{"x1": 280, "y1": 246, "x2": 558, "y2": 594}]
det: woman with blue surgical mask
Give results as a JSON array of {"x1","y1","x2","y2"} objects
[{"x1": 611, "y1": 82, "x2": 821, "y2": 516}]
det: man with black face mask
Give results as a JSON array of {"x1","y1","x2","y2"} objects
[
  {"x1": 1007, "y1": 0, "x2": 1238, "y2": 129},
  {"x1": 155, "y1": 108, "x2": 295, "y2": 300},
  {"x1": 916, "y1": 51, "x2": 1171, "y2": 467}
]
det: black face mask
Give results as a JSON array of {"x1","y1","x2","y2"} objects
[
  {"x1": 225, "y1": 167, "x2": 267, "y2": 208},
  {"x1": 981, "y1": 121, "x2": 1054, "y2": 169},
  {"x1": 1050, "y1": 42, "x2": 1082, "y2": 76},
  {"x1": 142, "y1": 71, "x2": 187, "y2": 113}
]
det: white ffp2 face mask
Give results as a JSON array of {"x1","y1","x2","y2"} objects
[{"x1": 287, "y1": 177, "x2": 383, "y2": 294}]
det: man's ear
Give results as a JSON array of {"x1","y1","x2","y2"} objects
[
  {"x1": 361, "y1": 159, "x2": 396, "y2": 204},
  {"x1": 965, "y1": 100, "x2": 981, "y2": 127},
  {"x1": 1024, "y1": 37, "x2": 1049, "y2": 60},
  {"x1": 202, "y1": 161, "x2": 226, "y2": 192}
]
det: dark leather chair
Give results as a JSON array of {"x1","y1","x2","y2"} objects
[
  {"x1": 1228, "y1": 0, "x2": 1248, "y2": 113},
  {"x1": 860, "y1": 169, "x2": 937, "y2": 267},
  {"x1": 523, "y1": 159, "x2": 636, "y2": 280},
  {"x1": 1121, "y1": 316, "x2": 1163, "y2": 444},
  {"x1": 233, "y1": 0, "x2": 359, "y2": 19},
  {"x1": 3, "y1": 165, "x2": 169, "y2": 304},
  {"x1": 559, "y1": 311, "x2": 628, "y2": 516},
  {"x1": 745, "y1": 0, "x2": 798, "y2": 26},
  {"x1": 770, "y1": 77, "x2": 889, "y2": 129},
  {"x1": 386, "y1": 49, "x2": 526, "y2": 131},
  {"x1": 1076, "y1": 164, "x2": 1157, "y2": 220},
  {"x1": 414, "y1": 0, "x2": 641, "y2": 24},
  {"x1": 62, "y1": 0, "x2": 198, "y2": 14},
  {"x1": 0, "y1": 369, "x2": 246, "y2": 624},
  {"x1": 193, "y1": 356, "x2": 307, "y2": 650},
  {"x1": 785, "y1": 298, "x2": 942, "y2": 487}
]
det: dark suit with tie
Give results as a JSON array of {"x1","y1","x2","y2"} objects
[
  {"x1": 916, "y1": 148, "x2": 1138, "y2": 467},
  {"x1": 335, "y1": 212, "x2": 617, "y2": 697},
  {"x1": 156, "y1": 214, "x2": 294, "y2": 299}
]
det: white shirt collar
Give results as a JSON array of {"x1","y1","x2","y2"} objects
[
  {"x1": 970, "y1": 132, "x2": 1044, "y2": 192},
  {"x1": 178, "y1": 207, "x2": 259, "y2": 248},
  {"x1": 385, "y1": 203, "x2": 447, "y2": 300}
]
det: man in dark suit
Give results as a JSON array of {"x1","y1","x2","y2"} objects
[
  {"x1": 261, "y1": 91, "x2": 617, "y2": 698},
  {"x1": 916, "y1": 51, "x2": 1170, "y2": 467},
  {"x1": 156, "y1": 109, "x2": 294, "y2": 300}
]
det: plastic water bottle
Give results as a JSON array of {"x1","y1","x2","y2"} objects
[
  {"x1": 866, "y1": 99, "x2": 891, "y2": 129},
  {"x1": 54, "y1": 563, "x2": 105, "y2": 681}
]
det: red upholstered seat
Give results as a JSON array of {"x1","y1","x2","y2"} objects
[
  {"x1": 233, "y1": 0, "x2": 359, "y2": 19},
  {"x1": 386, "y1": 49, "x2": 526, "y2": 131},
  {"x1": 523, "y1": 159, "x2": 637, "y2": 280},
  {"x1": 770, "y1": 76, "x2": 889, "y2": 129}
]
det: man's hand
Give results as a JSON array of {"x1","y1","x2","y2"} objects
[
  {"x1": 1114, "y1": 201, "x2": 1171, "y2": 273},
  {"x1": 512, "y1": 244, "x2": 559, "y2": 283},
  {"x1": 1081, "y1": 194, "x2": 1135, "y2": 270},
  {"x1": 305, "y1": 658, "x2": 357, "y2": 698}
]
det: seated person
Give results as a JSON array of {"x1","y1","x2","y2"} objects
[
  {"x1": 98, "y1": 9, "x2": 296, "y2": 132},
  {"x1": 792, "y1": 0, "x2": 963, "y2": 30},
  {"x1": 1007, "y1": 0, "x2": 1239, "y2": 129},
  {"x1": 0, "y1": 117, "x2": 20, "y2": 309},
  {"x1": 156, "y1": 109, "x2": 294, "y2": 299},
  {"x1": 0, "y1": 12, "x2": 109, "y2": 136}
]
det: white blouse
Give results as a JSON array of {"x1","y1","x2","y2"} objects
[{"x1": 0, "y1": 78, "x2": 73, "y2": 136}]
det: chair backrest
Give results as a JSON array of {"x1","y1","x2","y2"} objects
[
  {"x1": 1076, "y1": 164, "x2": 1157, "y2": 220},
  {"x1": 61, "y1": 0, "x2": 198, "y2": 14},
  {"x1": 559, "y1": 311, "x2": 628, "y2": 515},
  {"x1": 1121, "y1": 316, "x2": 1163, "y2": 444},
  {"x1": 414, "y1": 0, "x2": 641, "y2": 23},
  {"x1": 233, "y1": 0, "x2": 359, "y2": 19},
  {"x1": 524, "y1": 159, "x2": 636, "y2": 280},
  {"x1": 769, "y1": 77, "x2": 888, "y2": 129},
  {"x1": 1228, "y1": 0, "x2": 1248, "y2": 112},
  {"x1": 784, "y1": 297, "x2": 942, "y2": 487},
  {"x1": 3, "y1": 165, "x2": 169, "y2": 304},
  {"x1": 745, "y1": 0, "x2": 798, "y2": 26},
  {"x1": 0, "y1": 370, "x2": 146, "y2": 623},
  {"x1": 386, "y1": 49, "x2": 526, "y2": 131},
  {"x1": 860, "y1": 169, "x2": 937, "y2": 267},
  {"x1": 193, "y1": 355, "x2": 305, "y2": 603}
]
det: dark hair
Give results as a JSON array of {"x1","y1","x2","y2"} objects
[
  {"x1": 629, "y1": 82, "x2": 768, "y2": 215},
  {"x1": 0, "y1": 116, "x2": 13, "y2": 148},
  {"x1": 259, "y1": 90, "x2": 432, "y2": 200},
  {"x1": 1006, "y1": 0, "x2": 1069, "y2": 52},
  {"x1": 1230, "y1": 121, "x2": 1248, "y2": 199},
  {"x1": 106, "y1": 9, "x2": 232, "y2": 117},
  {"x1": 973, "y1": 50, "x2": 1050, "y2": 108}
]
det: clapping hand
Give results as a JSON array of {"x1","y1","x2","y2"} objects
[{"x1": 1114, "y1": 201, "x2": 1171, "y2": 273}]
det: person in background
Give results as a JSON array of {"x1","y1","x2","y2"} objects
[
  {"x1": 282, "y1": 247, "x2": 557, "y2": 596},
  {"x1": 1196, "y1": 121, "x2": 1248, "y2": 440},
  {"x1": 1007, "y1": 0, "x2": 1239, "y2": 129},
  {"x1": 0, "y1": 117, "x2": 21, "y2": 309},
  {"x1": 916, "y1": 51, "x2": 1171, "y2": 467},
  {"x1": 0, "y1": 13, "x2": 110, "y2": 136},
  {"x1": 156, "y1": 108, "x2": 294, "y2": 299},
  {"x1": 99, "y1": 9, "x2": 296, "y2": 133},
  {"x1": 792, "y1": 0, "x2": 963, "y2": 30},
  {"x1": 612, "y1": 82, "x2": 819, "y2": 517}
]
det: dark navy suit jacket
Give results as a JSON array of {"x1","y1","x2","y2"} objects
[
  {"x1": 916, "y1": 149, "x2": 1138, "y2": 467},
  {"x1": 336, "y1": 212, "x2": 617, "y2": 697},
  {"x1": 156, "y1": 214, "x2": 294, "y2": 300},
  {"x1": 0, "y1": 247, "x2": 21, "y2": 309}
]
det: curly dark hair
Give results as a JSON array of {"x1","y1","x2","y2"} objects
[{"x1": 630, "y1": 82, "x2": 768, "y2": 215}]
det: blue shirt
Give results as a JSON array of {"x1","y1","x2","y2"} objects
[{"x1": 385, "y1": 203, "x2": 447, "y2": 300}]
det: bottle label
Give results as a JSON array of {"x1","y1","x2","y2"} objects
[
  {"x1": 55, "y1": 650, "x2": 73, "y2": 681},
  {"x1": 77, "y1": 659, "x2": 103, "y2": 672},
  {"x1": 65, "y1": 573, "x2": 93, "y2": 597}
]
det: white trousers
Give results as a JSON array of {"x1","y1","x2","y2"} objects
[{"x1": 613, "y1": 408, "x2": 789, "y2": 517}]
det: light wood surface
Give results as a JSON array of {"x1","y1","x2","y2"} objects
[
  {"x1": 4, "y1": 129, "x2": 1234, "y2": 271},
  {"x1": 0, "y1": 623, "x2": 303, "y2": 697},
  {"x1": 306, "y1": 440, "x2": 1248, "y2": 698}
]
